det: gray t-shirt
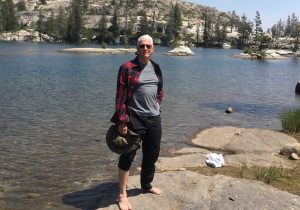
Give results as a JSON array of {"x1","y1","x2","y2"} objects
[{"x1": 128, "y1": 61, "x2": 160, "y2": 117}]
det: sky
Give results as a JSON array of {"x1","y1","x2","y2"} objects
[{"x1": 185, "y1": 0, "x2": 300, "y2": 30}]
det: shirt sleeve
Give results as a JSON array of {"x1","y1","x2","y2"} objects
[{"x1": 114, "y1": 65, "x2": 130, "y2": 124}]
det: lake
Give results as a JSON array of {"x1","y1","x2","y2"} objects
[{"x1": 0, "y1": 42, "x2": 300, "y2": 209}]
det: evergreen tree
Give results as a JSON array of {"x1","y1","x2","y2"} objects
[
  {"x1": 66, "y1": 0, "x2": 82, "y2": 42},
  {"x1": 97, "y1": 4, "x2": 113, "y2": 44},
  {"x1": 109, "y1": 4, "x2": 119, "y2": 41},
  {"x1": 202, "y1": 9, "x2": 212, "y2": 47},
  {"x1": 229, "y1": 10, "x2": 239, "y2": 32},
  {"x1": 137, "y1": 10, "x2": 150, "y2": 37},
  {"x1": 173, "y1": 3, "x2": 182, "y2": 39},
  {"x1": 2, "y1": 0, "x2": 18, "y2": 31},
  {"x1": 214, "y1": 14, "x2": 228, "y2": 45},
  {"x1": 271, "y1": 19, "x2": 285, "y2": 39},
  {"x1": 285, "y1": 15, "x2": 292, "y2": 36},
  {"x1": 36, "y1": 9, "x2": 44, "y2": 42},
  {"x1": 238, "y1": 15, "x2": 253, "y2": 48},
  {"x1": 0, "y1": 0, "x2": 3, "y2": 31},
  {"x1": 46, "y1": 10, "x2": 56, "y2": 35},
  {"x1": 16, "y1": 0, "x2": 26, "y2": 11},
  {"x1": 165, "y1": 4, "x2": 175, "y2": 44},
  {"x1": 292, "y1": 21, "x2": 300, "y2": 52},
  {"x1": 254, "y1": 11, "x2": 263, "y2": 43},
  {"x1": 57, "y1": 5, "x2": 67, "y2": 41},
  {"x1": 82, "y1": 0, "x2": 89, "y2": 14},
  {"x1": 165, "y1": 3, "x2": 182, "y2": 45}
]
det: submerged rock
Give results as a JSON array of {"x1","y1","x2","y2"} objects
[{"x1": 163, "y1": 46, "x2": 195, "y2": 56}]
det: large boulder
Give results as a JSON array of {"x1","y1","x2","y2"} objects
[
  {"x1": 191, "y1": 126, "x2": 298, "y2": 154},
  {"x1": 163, "y1": 46, "x2": 195, "y2": 56}
]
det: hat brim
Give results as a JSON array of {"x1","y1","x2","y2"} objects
[{"x1": 106, "y1": 124, "x2": 141, "y2": 155}]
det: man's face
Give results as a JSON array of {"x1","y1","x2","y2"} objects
[{"x1": 137, "y1": 39, "x2": 154, "y2": 60}]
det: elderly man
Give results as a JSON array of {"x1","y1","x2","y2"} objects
[{"x1": 111, "y1": 34, "x2": 164, "y2": 210}]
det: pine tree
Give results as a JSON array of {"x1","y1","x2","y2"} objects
[
  {"x1": 292, "y1": 21, "x2": 300, "y2": 52},
  {"x1": 82, "y1": 0, "x2": 89, "y2": 14},
  {"x1": 66, "y1": 0, "x2": 82, "y2": 42},
  {"x1": 0, "y1": 0, "x2": 3, "y2": 32},
  {"x1": 238, "y1": 15, "x2": 253, "y2": 48},
  {"x1": 36, "y1": 9, "x2": 44, "y2": 42},
  {"x1": 173, "y1": 3, "x2": 182, "y2": 39},
  {"x1": 109, "y1": 4, "x2": 119, "y2": 41},
  {"x1": 285, "y1": 15, "x2": 292, "y2": 36},
  {"x1": 165, "y1": 3, "x2": 182, "y2": 45},
  {"x1": 46, "y1": 10, "x2": 56, "y2": 35},
  {"x1": 229, "y1": 10, "x2": 239, "y2": 32},
  {"x1": 254, "y1": 11, "x2": 263, "y2": 43},
  {"x1": 137, "y1": 10, "x2": 150, "y2": 37},
  {"x1": 57, "y1": 6, "x2": 67, "y2": 42},
  {"x1": 2, "y1": 0, "x2": 18, "y2": 31},
  {"x1": 202, "y1": 9, "x2": 212, "y2": 47},
  {"x1": 214, "y1": 14, "x2": 228, "y2": 45}
]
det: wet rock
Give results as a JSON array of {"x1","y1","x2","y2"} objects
[
  {"x1": 289, "y1": 153, "x2": 299, "y2": 160},
  {"x1": 225, "y1": 107, "x2": 234, "y2": 114},
  {"x1": 295, "y1": 81, "x2": 300, "y2": 94}
]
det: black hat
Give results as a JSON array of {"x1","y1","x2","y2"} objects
[{"x1": 106, "y1": 124, "x2": 141, "y2": 155}]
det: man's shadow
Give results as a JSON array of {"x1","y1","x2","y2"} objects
[{"x1": 62, "y1": 182, "x2": 141, "y2": 210}]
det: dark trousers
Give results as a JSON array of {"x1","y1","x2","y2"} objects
[{"x1": 118, "y1": 111, "x2": 162, "y2": 191}]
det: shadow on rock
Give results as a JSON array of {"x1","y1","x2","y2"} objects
[{"x1": 62, "y1": 182, "x2": 141, "y2": 210}]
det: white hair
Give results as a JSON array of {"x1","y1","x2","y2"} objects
[{"x1": 137, "y1": 34, "x2": 153, "y2": 46}]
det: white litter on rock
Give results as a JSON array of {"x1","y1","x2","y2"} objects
[{"x1": 205, "y1": 153, "x2": 225, "y2": 168}]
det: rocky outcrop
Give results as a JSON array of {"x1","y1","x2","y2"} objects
[
  {"x1": 93, "y1": 171, "x2": 300, "y2": 210},
  {"x1": 0, "y1": 29, "x2": 38, "y2": 41},
  {"x1": 0, "y1": 29, "x2": 58, "y2": 42},
  {"x1": 63, "y1": 126, "x2": 300, "y2": 210},
  {"x1": 163, "y1": 46, "x2": 195, "y2": 56},
  {"x1": 232, "y1": 49, "x2": 299, "y2": 60}
]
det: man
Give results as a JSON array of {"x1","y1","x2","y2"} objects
[{"x1": 111, "y1": 34, "x2": 163, "y2": 210}]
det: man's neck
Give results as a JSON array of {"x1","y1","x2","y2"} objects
[{"x1": 138, "y1": 57, "x2": 150, "y2": 64}]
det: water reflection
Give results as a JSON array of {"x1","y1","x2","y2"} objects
[{"x1": 1, "y1": 42, "x2": 300, "y2": 209}]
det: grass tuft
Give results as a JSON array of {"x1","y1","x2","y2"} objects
[{"x1": 281, "y1": 109, "x2": 300, "y2": 133}]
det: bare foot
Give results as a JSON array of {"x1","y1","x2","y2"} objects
[
  {"x1": 117, "y1": 195, "x2": 132, "y2": 210},
  {"x1": 145, "y1": 187, "x2": 162, "y2": 195}
]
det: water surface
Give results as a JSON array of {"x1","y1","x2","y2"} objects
[{"x1": 0, "y1": 42, "x2": 300, "y2": 209}]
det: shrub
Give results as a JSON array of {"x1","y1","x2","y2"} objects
[{"x1": 281, "y1": 109, "x2": 300, "y2": 133}]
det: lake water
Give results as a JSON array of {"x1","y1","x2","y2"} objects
[{"x1": 1, "y1": 42, "x2": 300, "y2": 209}]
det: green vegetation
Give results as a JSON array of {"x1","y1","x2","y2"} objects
[
  {"x1": 281, "y1": 109, "x2": 300, "y2": 133},
  {"x1": 0, "y1": 0, "x2": 18, "y2": 32},
  {"x1": 188, "y1": 165, "x2": 300, "y2": 196},
  {"x1": 0, "y1": 0, "x2": 299, "y2": 48},
  {"x1": 243, "y1": 47, "x2": 266, "y2": 59}
]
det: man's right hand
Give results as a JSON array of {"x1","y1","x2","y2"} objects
[{"x1": 118, "y1": 123, "x2": 128, "y2": 135}]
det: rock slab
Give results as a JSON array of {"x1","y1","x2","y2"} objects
[{"x1": 96, "y1": 171, "x2": 300, "y2": 210}]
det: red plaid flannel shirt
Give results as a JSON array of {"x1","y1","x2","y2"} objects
[{"x1": 111, "y1": 56, "x2": 163, "y2": 124}]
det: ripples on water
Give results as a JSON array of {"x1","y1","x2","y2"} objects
[{"x1": 0, "y1": 42, "x2": 300, "y2": 209}]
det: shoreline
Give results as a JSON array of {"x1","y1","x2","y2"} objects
[{"x1": 57, "y1": 47, "x2": 136, "y2": 54}]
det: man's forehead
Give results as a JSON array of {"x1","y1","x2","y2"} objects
[{"x1": 139, "y1": 39, "x2": 152, "y2": 44}]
